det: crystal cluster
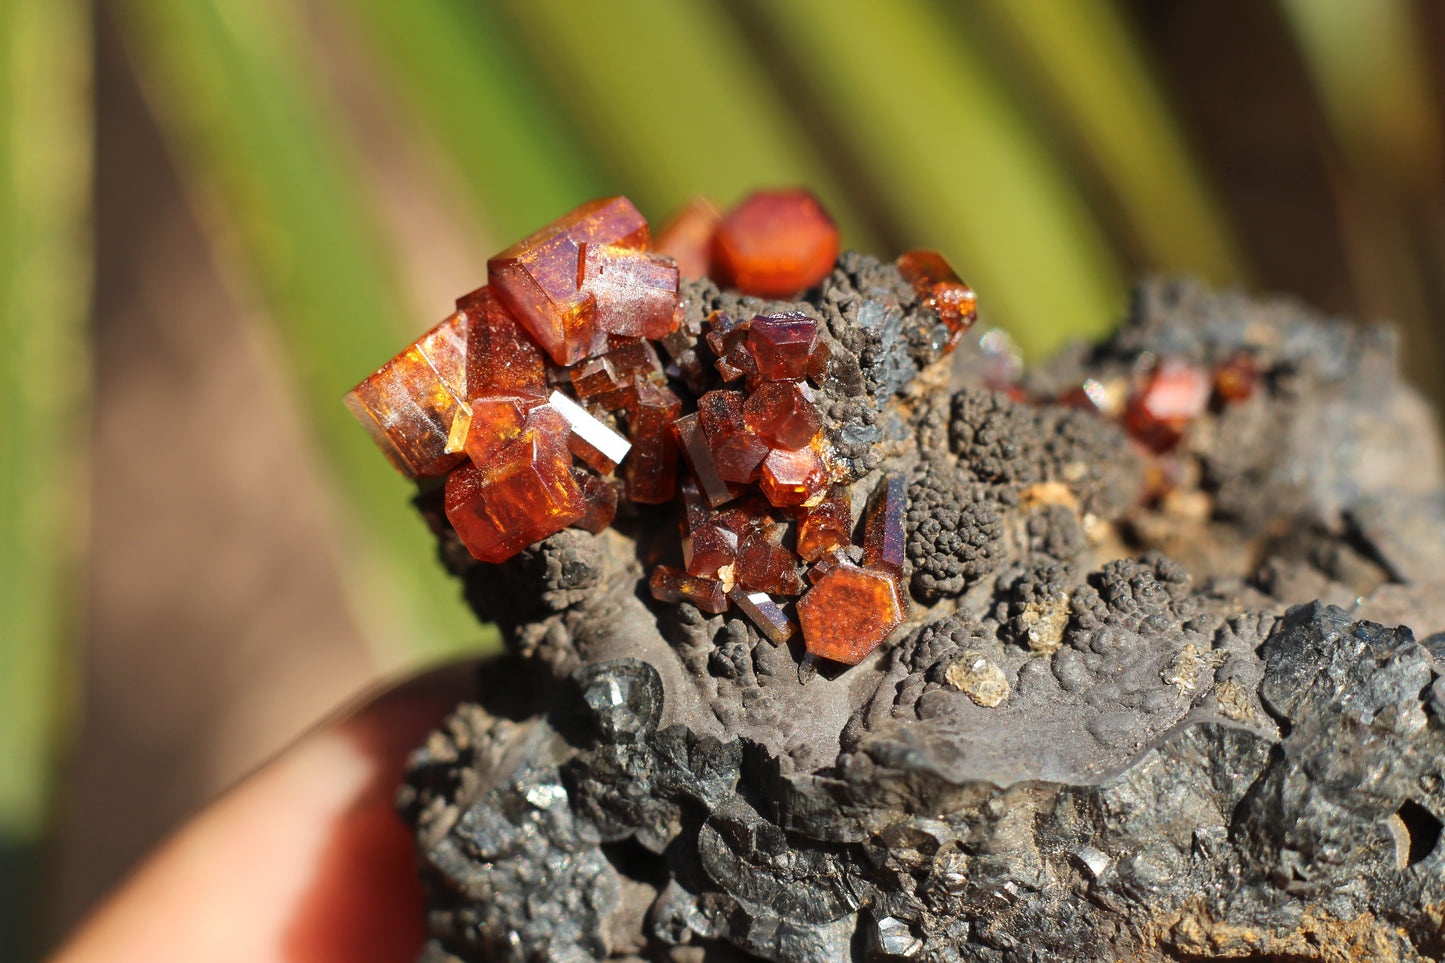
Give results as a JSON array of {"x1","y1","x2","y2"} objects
[{"x1": 347, "y1": 191, "x2": 977, "y2": 665}]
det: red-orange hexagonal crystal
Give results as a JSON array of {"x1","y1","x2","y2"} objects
[
  {"x1": 796, "y1": 564, "x2": 904, "y2": 665},
  {"x1": 744, "y1": 381, "x2": 821, "y2": 451},
  {"x1": 896, "y1": 249, "x2": 977, "y2": 342},
  {"x1": 624, "y1": 382, "x2": 682, "y2": 504},
  {"x1": 746, "y1": 313, "x2": 820, "y2": 382},
  {"x1": 699, "y1": 390, "x2": 769, "y2": 484},
  {"x1": 488, "y1": 196, "x2": 649, "y2": 365},
  {"x1": 458, "y1": 285, "x2": 548, "y2": 399},
  {"x1": 345, "y1": 312, "x2": 468, "y2": 479},
  {"x1": 796, "y1": 485, "x2": 852, "y2": 562},
  {"x1": 760, "y1": 445, "x2": 828, "y2": 508},
  {"x1": 711, "y1": 189, "x2": 839, "y2": 298},
  {"x1": 444, "y1": 429, "x2": 586, "y2": 563},
  {"x1": 582, "y1": 244, "x2": 680, "y2": 340}
]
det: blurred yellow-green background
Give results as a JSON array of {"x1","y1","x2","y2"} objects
[{"x1": 5, "y1": 0, "x2": 1445, "y2": 957}]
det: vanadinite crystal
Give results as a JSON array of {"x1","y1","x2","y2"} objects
[
  {"x1": 488, "y1": 196, "x2": 649, "y2": 365},
  {"x1": 896, "y1": 249, "x2": 978, "y2": 342},
  {"x1": 347, "y1": 191, "x2": 982, "y2": 674},
  {"x1": 711, "y1": 189, "x2": 840, "y2": 298},
  {"x1": 344, "y1": 313, "x2": 468, "y2": 479},
  {"x1": 1125, "y1": 358, "x2": 1212, "y2": 453}
]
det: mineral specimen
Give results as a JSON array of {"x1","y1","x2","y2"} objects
[{"x1": 349, "y1": 197, "x2": 1445, "y2": 962}]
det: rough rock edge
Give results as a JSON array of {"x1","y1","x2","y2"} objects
[{"x1": 404, "y1": 269, "x2": 1445, "y2": 962}]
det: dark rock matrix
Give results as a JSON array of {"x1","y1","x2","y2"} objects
[{"x1": 400, "y1": 263, "x2": 1445, "y2": 962}]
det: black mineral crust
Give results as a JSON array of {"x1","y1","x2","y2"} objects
[{"x1": 400, "y1": 268, "x2": 1445, "y2": 962}]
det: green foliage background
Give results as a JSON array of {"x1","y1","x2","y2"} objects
[{"x1": 5, "y1": 0, "x2": 1445, "y2": 956}]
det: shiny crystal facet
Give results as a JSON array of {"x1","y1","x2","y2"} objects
[
  {"x1": 699, "y1": 390, "x2": 769, "y2": 484},
  {"x1": 728, "y1": 588, "x2": 795, "y2": 644},
  {"x1": 746, "y1": 313, "x2": 820, "y2": 382},
  {"x1": 760, "y1": 445, "x2": 828, "y2": 508},
  {"x1": 458, "y1": 285, "x2": 548, "y2": 398},
  {"x1": 712, "y1": 189, "x2": 840, "y2": 298},
  {"x1": 862, "y1": 472, "x2": 907, "y2": 579},
  {"x1": 650, "y1": 565, "x2": 728, "y2": 614},
  {"x1": 444, "y1": 431, "x2": 585, "y2": 563},
  {"x1": 624, "y1": 382, "x2": 681, "y2": 504},
  {"x1": 674, "y1": 412, "x2": 732, "y2": 507},
  {"x1": 797, "y1": 563, "x2": 904, "y2": 665},
  {"x1": 345, "y1": 312, "x2": 468, "y2": 478},
  {"x1": 735, "y1": 528, "x2": 804, "y2": 595},
  {"x1": 488, "y1": 196, "x2": 648, "y2": 365},
  {"x1": 796, "y1": 485, "x2": 852, "y2": 562},
  {"x1": 1126, "y1": 358, "x2": 1212, "y2": 453},
  {"x1": 743, "y1": 381, "x2": 821, "y2": 451},
  {"x1": 582, "y1": 244, "x2": 680, "y2": 340},
  {"x1": 463, "y1": 394, "x2": 547, "y2": 468},
  {"x1": 896, "y1": 250, "x2": 977, "y2": 342}
]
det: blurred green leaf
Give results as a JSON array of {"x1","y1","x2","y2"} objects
[
  {"x1": 493, "y1": 0, "x2": 879, "y2": 248},
  {"x1": 0, "y1": 0, "x2": 90, "y2": 954},
  {"x1": 744, "y1": 0, "x2": 1126, "y2": 355},
  {"x1": 968, "y1": 0, "x2": 1243, "y2": 283},
  {"x1": 113, "y1": 0, "x2": 491, "y2": 663},
  {"x1": 343, "y1": 0, "x2": 607, "y2": 241}
]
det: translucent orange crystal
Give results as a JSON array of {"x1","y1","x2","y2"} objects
[
  {"x1": 896, "y1": 250, "x2": 977, "y2": 341},
  {"x1": 699, "y1": 390, "x2": 769, "y2": 484},
  {"x1": 743, "y1": 381, "x2": 821, "y2": 451},
  {"x1": 345, "y1": 312, "x2": 469, "y2": 479},
  {"x1": 796, "y1": 563, "x2": 904, "y2": 665},
  {"x1": 624, "y1": 381, "x2": 681, "y2": 504},
  {"x1": 488, "y1": 196, "x2": 649, "y2": 365},
  {"x1": 760, "y1": 445, "x2": 828, "y2": 508},
  {"x1": 444, "y1": 429, "x2": 585, "y2": 563},
  {"x1": 582, "y1": 245, "x2": 680, "y2": 340},
  {"x1": 735, "y1": 528, "x2": 804, "y2": 595},
  {"x1": 745, "y1": 313, "x2": 821, "y2": 383},
  {"x1": 712, "y1": 189, "x2": 840, "y2": 298},
  {"x1": 674, "y1": 412, "x2": 733, "y2": 507},
  {"x1": 650, "y1": 565, "x2": 728, "y2": 614},
  {"x1": 458, "y1": 285, "x2": 548, "y2": 398},
  {"x1": 796, "y1": 485, "x2": 852, "y2": 562}
]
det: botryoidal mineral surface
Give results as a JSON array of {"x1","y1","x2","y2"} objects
[{"x1": 400, "y1": 260, "x2": 1445, "y2": 962}]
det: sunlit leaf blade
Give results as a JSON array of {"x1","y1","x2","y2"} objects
[
  {"x1": 342, "y1": 0, "x2": 606, "y2": 241},
  {"x1": 742, "y1": 0, "x2": 1126, "y2": 356},
  {"x1": 0, "y1": 0, "x2": 90, "y2": 954},
  {"x1": 969, "y1": 0, "x2": 1244, "y2": 283},
  {"x1": 112, "y1": 0, "x2": 490, "y2": 662},
  {"x1": 493, "y1": 0, "x2": 879, "y2": 249}
]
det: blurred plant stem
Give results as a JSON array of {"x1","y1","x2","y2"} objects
[
  {"x1": 341, "y1": 0, "x2": 606, "y2": 242},
  {"x1": 967, "y1": 0, "x2": 1244, "y2": 284},
  {"x1": 494, "y1": 0, "x2": 878, "y2": 250},
  {"x1": 0, "y1": 0, "x2": 91, "y2": 956},
  {"x1": 1278, "y1": 0, "x2": 1445, "y2": 392},
  {"x1": 742, "y1": 0, "x2": 1125, "y2": 356},
  {"x1": 112, "y1": 0, "x2": 490, "y2": 664}
]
